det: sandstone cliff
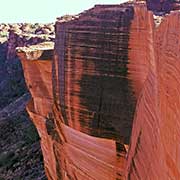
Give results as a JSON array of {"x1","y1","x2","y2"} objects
[
  {"x1": 127, "y1": 4, "x2": 180, "y2": 179},
  {"x1": 17, "y1": 42, "x2": 57, "y2": 180},
  {"x1": 18, "y1": 1, "x2": 180, "y2": 180}
]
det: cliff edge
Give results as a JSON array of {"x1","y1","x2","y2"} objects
[{"x1": 18, "y1": 1, "x2": 180, "y2": 180}]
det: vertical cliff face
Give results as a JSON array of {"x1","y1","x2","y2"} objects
[
  {"x1": 156, "y1": 13, "x2": 180, "y2": 179},
  {"x1": 54, "y1": 4, "x2": 136, "y2": 144},
  {"x1": 17, "y1": 43, "x2": 57, "y2": 180},
  {"x1": 128, "y1": 3, "x2": 153, "y2": 98},
  {"x1": 52, "y1": 4, "x2": 137, "y2": 179},
  {"x1": 18, "y1": 1, "x2": 180, "y2": 180},
  {"x1": 127, "y1": 4, "x2": 180, "y2": 180}
]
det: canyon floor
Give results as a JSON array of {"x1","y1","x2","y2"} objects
[
  {"x1": 0, "y1": 112, "x2": 47, "y2": 180},
  {"x1": 0, "y1": 23, "x2": 54, "y2": 180}
]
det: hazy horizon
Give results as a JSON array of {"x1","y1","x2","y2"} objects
[{"x1": 0, "y1": 0, "x2": 127, "y2": 23}]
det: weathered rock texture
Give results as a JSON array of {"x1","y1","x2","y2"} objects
[
  {"x1": 19, "y1": 4, "x2": 136, "y2": 180},
  {"x1": 17, "y1": 43, "x2": 57, "y2": 180},
  {"x1": 147, "y1": 0, "x2": 173, "y2": 13},
  {"x1": 127, "y1": 3, "x2": 180, "y2": 180},
  {"x1": 7, "y1": 30, "x2": 54, "y2": 60},
  {"x1": 18, "y1": 1, "x2": 180, "y2": 180},
  {"x1": 53, "y1": 4, "x2": 137, "y2": 180},
  {"x1": 54, "y1": 4, "x2": 136, "y2": 143}
]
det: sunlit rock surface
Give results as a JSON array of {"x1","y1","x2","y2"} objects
[
  {"x1": 17, "y1": 42, "x2": 56, "y2": 179},
  {"x1": 127, "y1": 4, "x2": 180, "y2": 179},
  {"x1": 18, "y1": 1, "x2": 180, "y2": 180}
]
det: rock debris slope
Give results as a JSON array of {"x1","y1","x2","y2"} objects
[
  {"x1": 18, "y1": 1, "x2": 180, "y2": 180},
  {"x1": 0, "y1": 23, "x2": 54, "y2": 180}
]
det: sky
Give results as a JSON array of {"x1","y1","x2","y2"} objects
[{"x1": 0, "y1": 0, "x2": 127, "y2": 23}]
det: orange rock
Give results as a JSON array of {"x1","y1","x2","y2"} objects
[
  {"x1": 17, "y1": 46, "x2": 58, "y2": 180},
  {"x1": 127, "y1": 4, "x2": 180, "y2": 180},
  {"x1": 17, "y1": 2, "x2": 180, "y2": 180}
]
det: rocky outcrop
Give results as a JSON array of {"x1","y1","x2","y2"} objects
[
  {"x1": 147, "y1": 0, "x2": 173, "y2": 13},
  {"x1": 7, "y1": 30, "x2": 54, "y2": 60},
  {"x1": 18, "y1": 1, "x2": 180, "y2": 180},
  {"x1": 0, "y1": 23, "x2": 55, "y2": 60},
  {"x1": 53, "y1": 4, "x2": 137, "y2": 180}
]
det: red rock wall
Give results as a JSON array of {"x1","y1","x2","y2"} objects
[
  {"x1": 18, "y1": 2, "x2": 180, "y2": 180},
  {"x1": 127, "y1": 5, "x2": 180, "y2": 180},
  {"x1": 128, "y1": 3, "x2": 153, "y2": 98},
  {"x1": 18, "y1": 54, "x2": 58, "y2": 180},
  {"x1": 54, "y1": 4, "x2": 136, "y2": 143},
  {"x1": 52, "y1": 4, "x2": 136, "y2": 179},
  {"x1": 155, "y1": 12, "x2": 180, "y2": 179},
  {"x1": 50, "y1": 4, "x2": 141, "y2": 180},
  {"x1": 7, "y1": 30, "x2": 54, "y2": 60},
  {"x1": 50, "y1": 106, "x2": 119, "y2": 179}
]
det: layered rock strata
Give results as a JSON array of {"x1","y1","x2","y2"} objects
[
  {"x1": 19, "y1": 4, "x2": 137, "y2": 180},
  {"x1": 54, "y1": 4, "x2": 136, "y2": 143},
  {"x1": 17, "y1": 42, "x2": 56, "y2": 179},
  {"x1": 53, "y1": 4, "x2": 136, "y2": 180},
  {"x1": 7, "y1": 30, "x2": 54, "y2": 60},
  {"x1": 18, "y1": 1, "x2": 180, "y2": 180},
  {"x1": 127, "y1": 4, "x2": 180, "y2": 180}
]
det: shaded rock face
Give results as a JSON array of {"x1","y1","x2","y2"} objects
[
  {"x1": 7, "y1": 30, "x2": 54, "y2": 60},
  {"x1": 147, "y1": 0, "x2": 174, "y2": 13},
  {"x1": 19, "y1": 2, "x2": 180, "y2": 180},
  {"x1": 0, "y1": 112, "x2": 46, "y2": 180},
  {"x1": 54, "y1": 4, "x2": 135, "y2": 144},
  {"x1": 53, "y1": 4, "x2": 136, "y2": 180},
  {"x1": 146, "y1": 0, "x2": 180, "y2": 13},
  {"x1": 0, "y1": 43, "x2": 8, "y2": 82}
]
